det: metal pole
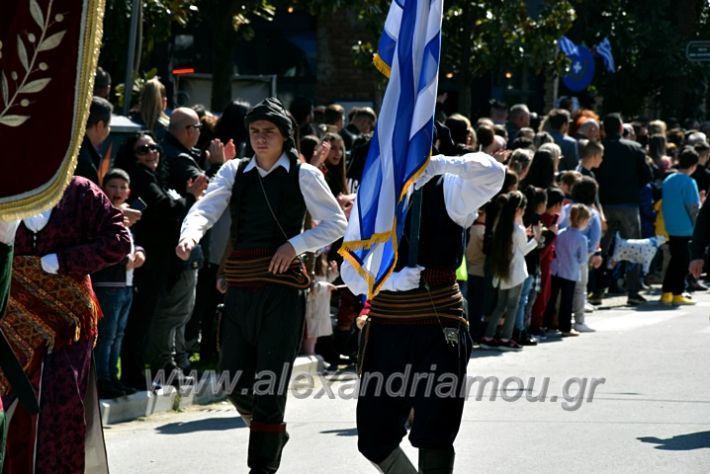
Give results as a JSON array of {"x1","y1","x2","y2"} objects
[{"x1": 122, "y1": 0, "x2": 141, "y2": 116}]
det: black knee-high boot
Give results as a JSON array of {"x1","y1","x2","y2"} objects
[
  {"x1": 248, "y1": 421, "x2": 289, "y2": 473},
  {"x1": 418, "y1": 447, "x2": 455, "y2": 473}
]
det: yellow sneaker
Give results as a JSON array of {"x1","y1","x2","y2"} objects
[
  {"x1": 672, "y1": 294, "x2": 696, "y2": 305},
  {"x1": 659, "y1": 292, "x2": 673, "y2": 305}
]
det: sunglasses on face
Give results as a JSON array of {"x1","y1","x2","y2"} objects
[{"x1": 135, "y1": 143, "x2": 160, "y2": 155}]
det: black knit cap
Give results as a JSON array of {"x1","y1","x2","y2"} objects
[
  {"x1": 245, "y1": 97, "x2": 293, "y2": 139},
  {"x1": 245, "y1": 97, "x2": 299, "y2": 161}
]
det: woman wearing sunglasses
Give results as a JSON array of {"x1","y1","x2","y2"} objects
[{"x1": 113, "y1": 132, "x2": 208, "y2": 390}]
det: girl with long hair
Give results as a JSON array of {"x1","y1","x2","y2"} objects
[
  {"x1": 520, "y1": 148, "x2": 557, "y2": 190},
  {"x1": 131, "y1": 78, "x2": 169, "y2": 139},
  {"x1": 481, "y1": 191, "x2": 540, "y2": 351},
  {"x1": 320, "y1": 132, "x2": 348, "y2": 196}
]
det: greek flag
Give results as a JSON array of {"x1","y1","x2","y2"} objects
[
  {"x1": 558, "y1": 36, "x2": 579, "y2": 57},
  {"x1": 339, "y1": 0, "x2": 443, "y2": 298},
  {"x1": 596, "y1": 36, "x2": 616, "y2": 73}
]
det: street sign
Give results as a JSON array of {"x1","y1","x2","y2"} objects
[{"x1": 686, "y1": 41, "x2": 710, "y2": 62}]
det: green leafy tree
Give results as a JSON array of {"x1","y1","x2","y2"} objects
[
  {"x1": 197, "y1": 0, "x2": 277, "y2": 111},
  {"x1": 100, "y1": 0, "x2": 276, "y2": 111},
  {"x1": 100, "y1": 0, "x2": 198, "y2": 108},
  {"x1": 300, "y1": 0, "x2": 575, "y2": 116},
  {"x1": 440, "y1": 1, "x2": 575, "y2": 115},
  {"x1": 569, "y1": 0, "x2": 710, "y2": 118}
]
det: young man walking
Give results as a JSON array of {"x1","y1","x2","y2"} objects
[
  {"x1": 342, "y1": 151, "x2": 505, "y2": 473},
  {"x1": 176, "y1": 98, "x2": 347, "y2": 473}
]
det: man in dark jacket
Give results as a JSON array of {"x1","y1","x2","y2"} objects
[
  {"x1": 75, "y1": 96, "x2": 112, "y2": 184},
  {"x1": 162, "y1": 107, "x2": 206, "y2": 195},
  {"x1": 146, "y1": 108, "x2": 210, "y2": 378},
  {"x1": 594, "y1": 113, "x2": 653, "y2": 305},
  {"x1": 548, "y1": 108, "x2": 580, "y2": 172},
  {"x1": 689, "y1": 197, "x2": 710, "y2": 279}
]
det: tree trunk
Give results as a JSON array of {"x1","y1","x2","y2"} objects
[
  {"x1": 458, "y1": 2, "x2": 474, "y2": 117},
  {"x1": 663, "y1": 0, "x2": 702, "y2": 119},
  {"x1": 209, "y1": 0, "x2": 238, "y2": 112}
]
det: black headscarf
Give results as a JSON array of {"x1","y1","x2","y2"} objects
[{"x1": 244, "y1": 97, "x2": 299, "y2": 162}]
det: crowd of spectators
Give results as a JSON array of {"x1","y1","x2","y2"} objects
[{"x1": 75, "y1": 70, "x2": 710, "y2": 396}]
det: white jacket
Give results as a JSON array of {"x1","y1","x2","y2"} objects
[{"x1": 492, "y1": 224, "x2": 537, "y2": 290}]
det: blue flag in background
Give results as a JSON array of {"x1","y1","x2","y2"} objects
[
  {"x1": 558, "y1": 36, "x2": 579, "y2": 57},
  {"x1": 595, "y1": 36, "x2": 616, "y2": 73}
]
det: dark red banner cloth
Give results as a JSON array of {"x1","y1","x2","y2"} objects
[{"x1": 0, "y1": 0, "x2": 105, "y2": 219}]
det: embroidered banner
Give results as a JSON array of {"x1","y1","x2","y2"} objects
[{"x1": 0, "y1": 0, "x2": 106, "y2": 219}]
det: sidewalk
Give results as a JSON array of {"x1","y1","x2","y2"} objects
[{"x1": 100, "y1": 356, "x2": 324, "y2": 425}]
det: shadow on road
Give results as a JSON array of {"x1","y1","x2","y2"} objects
[
  {"x1": 638, "y1": 431, "x2": 710, "y2": 450},
  {"x1": 633, "y1": 303, "x2": 680, "y2": 312},
  {"x1": 156, "y1": 416, "x2": 247, "y2": 434},
  {"x1": 320, "y1": 428, "x2": 358, "y2": 437}
]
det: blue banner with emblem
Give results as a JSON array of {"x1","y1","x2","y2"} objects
[{"x1": 562, "y1": 45, "x2": 595, "y2": 92}]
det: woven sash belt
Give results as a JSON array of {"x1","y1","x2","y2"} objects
[
  {"x1": 0, "y1": 256, "x2": 101, "y2": 396},
  {"x1": 368, "y1": 283, "x2": 468, "y2": 326},
  {"x1": 224, "y1": 252, "x2": 311, "y2": 290}
]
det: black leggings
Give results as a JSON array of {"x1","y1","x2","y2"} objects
[
  {"x1": 547, "y1": 275, "x2": 576, "y2": 333},
  {"x1": 662, "y1": 236, "x2": 691, "y2": 295}
]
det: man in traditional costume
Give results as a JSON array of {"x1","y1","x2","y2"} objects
[
  {"x1": 176, "y1": 98, "x2": 347, "y2": 473},
  {"x1": 342, "y1": 152, "x2": 505, "y2": 473},
  {"x1": 0, "y1": 177, "x2": 130, "y2": 473},
  {"x1": 0, "y1": 221, "x2": 21, "y2": 470},
  {"x1": 0, "y1": 0, "x2": 109, "y2": 470}
]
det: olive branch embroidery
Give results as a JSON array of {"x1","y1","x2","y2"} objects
[{"x1": 0, "y1": 0, "x2": 66, "y2": 127}]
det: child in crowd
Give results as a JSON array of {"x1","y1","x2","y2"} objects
[
  {"x1": 92, "y1": 169, "x2": 146, "y2": 399},
  {"x1": 577, "y1": 140, "x2": 608, "y2": 232},
  {"x1": 530, "y1": 188, "x2": 564, "y2": 336},
  {"x1": 576, "y1": 140, "x2": 604, "y2": 178},
  {"x1": 548, "y1": 204, "x2": 591, "y2": 337},
  {"x1": 660, "y1": 147, "x2": 701, "y2": 305},
  {"x1": 514, "y1": 186, "x2": 548, "y2": 346},
  {"x1": 558, "y1": 170, "x2": 582, "y2": 206},
  {"x1": 481, "y1": 191, "x2": 540, "y2": 351},
  {"x1": 466, "y1": 207, "x2": 487, "y2": 342},
  {"x1": 304, "y1": 251, "x2": 339, "y2": 355},
  {"x1": 559, "y1": 177, "x2": 603, "y2": 332},
  {"x1": 508, "y1": 148, "x2": 534, "y2": 181}
]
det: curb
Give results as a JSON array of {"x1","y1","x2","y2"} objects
[{"x1": 100, "y1": 355, "x2": 324, "y2": 425}]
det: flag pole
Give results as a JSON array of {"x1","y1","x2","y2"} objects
[{"x1": 407, "y1": 188, "x2": 423, "y2": 267}]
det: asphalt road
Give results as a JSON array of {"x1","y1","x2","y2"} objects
[{"x1": 104, "y1": 289, "x2": 710, "y2": 473}]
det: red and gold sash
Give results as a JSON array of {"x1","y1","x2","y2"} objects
[{"x1": 0, "y1": 256, "x2": 101, "y2": 395}]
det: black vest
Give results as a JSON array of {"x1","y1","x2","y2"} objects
[
  {"x1": 230, "y1": 159, "x2": 306, "y2": 249},
  {"x1": 395, "y1": 177, "x2": 466, "y2": 271}
]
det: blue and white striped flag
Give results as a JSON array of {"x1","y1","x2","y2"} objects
[
  {"x1": 339, "y1": 0, "x2": 443, "y2": 299},
  {"x1": 595, "y1": 36, "x2": 616, "y2": 73},
  {"x1": 558, "y1": 36, "x2": 579, "y2": 57}
]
